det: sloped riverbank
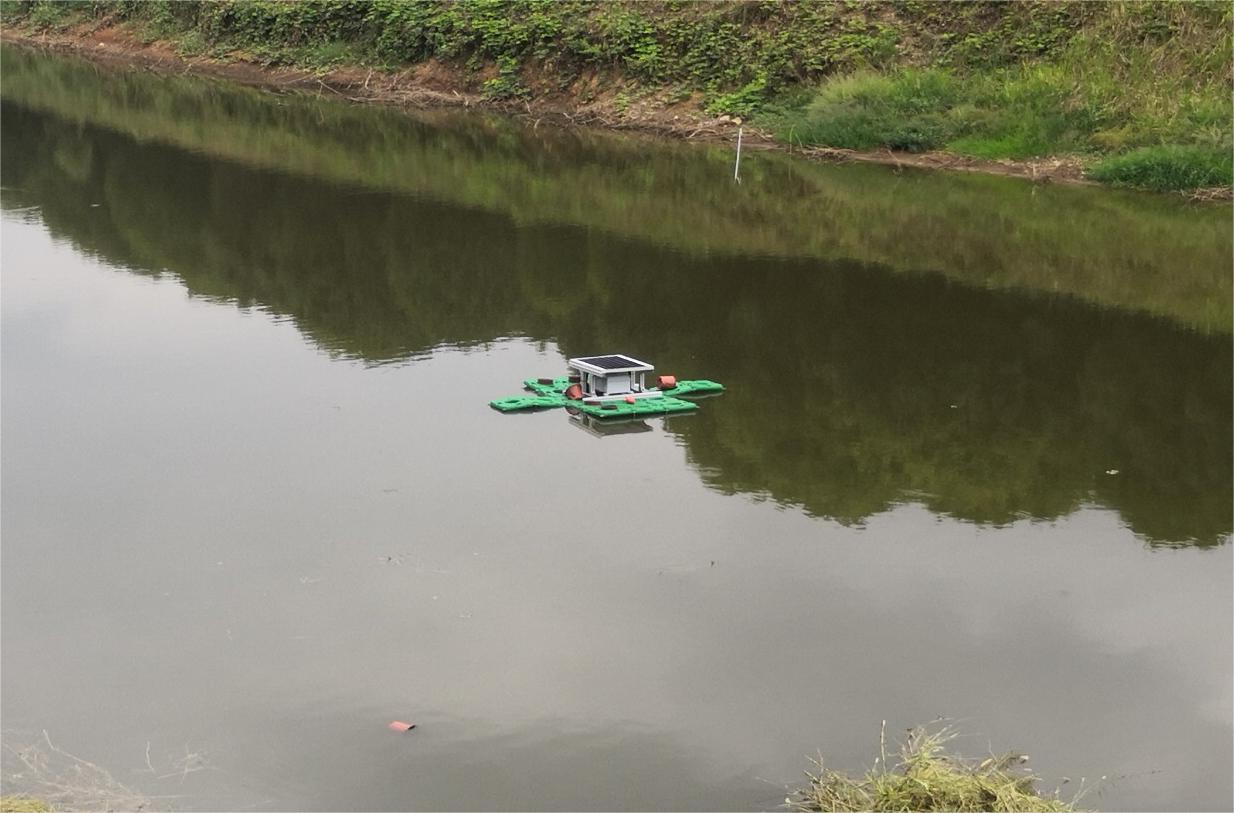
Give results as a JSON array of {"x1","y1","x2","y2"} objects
[{"x1": 3, "y1": 0, "x2": 1231, "y2": 196}]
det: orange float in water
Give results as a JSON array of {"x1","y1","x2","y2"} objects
[
  {"x1": 565, "y1": 384, "x2": 583, "y2": 400},
  {"x1": 658, "y1": 375, "x2": 677, "y2": 389}
]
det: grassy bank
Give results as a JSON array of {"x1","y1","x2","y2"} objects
[
  {"x1": 2, "y1": 0, "x2": 1230, "y2": 192},
  {"x1": 767, "y1": 2, "x2": 1232, "y2": 191}
]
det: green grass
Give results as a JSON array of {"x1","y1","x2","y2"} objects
[
  {"x1": 776, "y1": 57, "x2": 1230, "y2": 165},
  {"x1": 1089, "y1": 145, "x2": 1234, "y2": 192},
  {"x1": 789, "y1": 724, "x2": 1082, "y2": 813},
  {"x1": 778, "y1": 69, "x2": 961, "y2": 153},
  {"x1": 765, "y1": 1, "x2": 1232, "y2": 188},
  {"x1": 774, "y1": 65, "x2": 1107, "y2": 158}
]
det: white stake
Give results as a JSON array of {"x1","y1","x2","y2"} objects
[{"x1": 734, "y1": 126, "x2": 743, "y2": 184}]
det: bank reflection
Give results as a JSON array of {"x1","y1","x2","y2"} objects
[{"x1": 2, "y1": 65, "x2": 1229, "y2": 549}]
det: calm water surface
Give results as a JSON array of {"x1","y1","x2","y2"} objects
[{"x1": 1, "y1": 47, "x2": 1231, "y2": 811}]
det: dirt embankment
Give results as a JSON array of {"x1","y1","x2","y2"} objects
[{"x1": 2, "y1": 21, "x2": 1093, "y2": 187}]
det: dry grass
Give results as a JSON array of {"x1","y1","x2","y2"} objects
[
  {"x1": 788, "y1": 723, "x2": 1087, "y2": 813},
  {"x1": 1, "y1": 732, "x2": 180, "y2": 812},
  {"x1": 0, "y1": 797, "x2": 53, "y2": 813}
]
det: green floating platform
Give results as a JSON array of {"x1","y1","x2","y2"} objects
[{"x1": 490, "y1": 376, "x2": 724, "y2": 419}]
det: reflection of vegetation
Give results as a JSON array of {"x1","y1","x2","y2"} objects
[
  {"x1": 2, "y1": 58, "x2": 1229, "y2": 548},
  {"x1": 1, "y1": 45, "x2": 1230, "y2": 333},
  {"x1": 665, "y1": 256, "x2": 1231, "y2": 545}
]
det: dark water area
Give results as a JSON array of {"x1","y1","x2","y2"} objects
[{"x1": 2, "y1": 46, "x2": 1231, "y2": 811}]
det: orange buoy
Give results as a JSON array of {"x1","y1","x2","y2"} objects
[
  {"x1": 565, "y1": 383, "x2": 583, "y2": 400},
  {"x1": 658, "y1": 375, "x2": 677, "y2": 389},
  {"x1": 625, "y1": 395, "x2": 636, "y2": 404}
]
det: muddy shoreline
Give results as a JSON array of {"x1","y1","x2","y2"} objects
[{"x1": 0, "y1": 22, "x2": 1166, "y2": 191}]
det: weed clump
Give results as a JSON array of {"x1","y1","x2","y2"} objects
[
  {"x1": 788, "y1": 724, "x2": 1081, "y2": 813},
  {"x1": 787, "y1": 69, "x2": 960, "y2": 153}
]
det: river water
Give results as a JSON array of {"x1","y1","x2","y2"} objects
[{"x1": 1, "y1": 46, "x2": 1230, "y2": 812}]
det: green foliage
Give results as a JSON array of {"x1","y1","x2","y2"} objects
[
  {"x1": 789, "y1": 725, "x2": 1078, "y2": 812},
  {"x1": 8, "y1": 0, "x2": 956, "y2": 99},
  {"x1": 137, "y1": 0, "x2": 199, "y2": 39},
  {"x1": 941, "y1": 65, "x2": 1106, "y2": 158},
  {"x1": 595, "y1": 7, "x2": 663, "y2": 81},
  {"x1": 915, "y1": 2, "x2": 1089, "y2": 69},
  {"x1": 704, "y1": 74, "x2": 768, "y2": 118},
  {"x1": 12, "y1": 0, "x2": 88, "y2": 30},
  {"x1": 786, "y1": 52, "x2": 1228, "y2": 161},
  {"x1": 1089, "y1": 145, "x2": 1234, "y2": 192},
  {"x1": 27, "y1": 1, "x2": 65, "y2": 29},
  {"x1": 0, "y1": 1, "x2": 34, "y2": 26},
  {"x1": 297, "y1": 39, "x2": 361, "y2": 70},
  {"x1": 481, "y1": 54, "x2": 527, "y2": 100}
]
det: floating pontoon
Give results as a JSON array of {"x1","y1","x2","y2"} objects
[{"x1": 490, "y1": 354, "x2": 723, "y2": 419}]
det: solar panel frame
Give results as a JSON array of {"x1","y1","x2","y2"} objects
[
  {"x1": 577, "y1": 355, "x2": 640, "y2": 369},
  {"x1": 569, "y1": 354, "x2": 654, "y2": 373}
]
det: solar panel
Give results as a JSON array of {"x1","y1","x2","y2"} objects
[{"x1": 576, "y1": 355, "x2": 641, "y2": 370}]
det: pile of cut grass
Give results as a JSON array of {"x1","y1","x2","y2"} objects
[{"x1": 788, "y1": 724, "x2": 1082, "y2": 813}]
